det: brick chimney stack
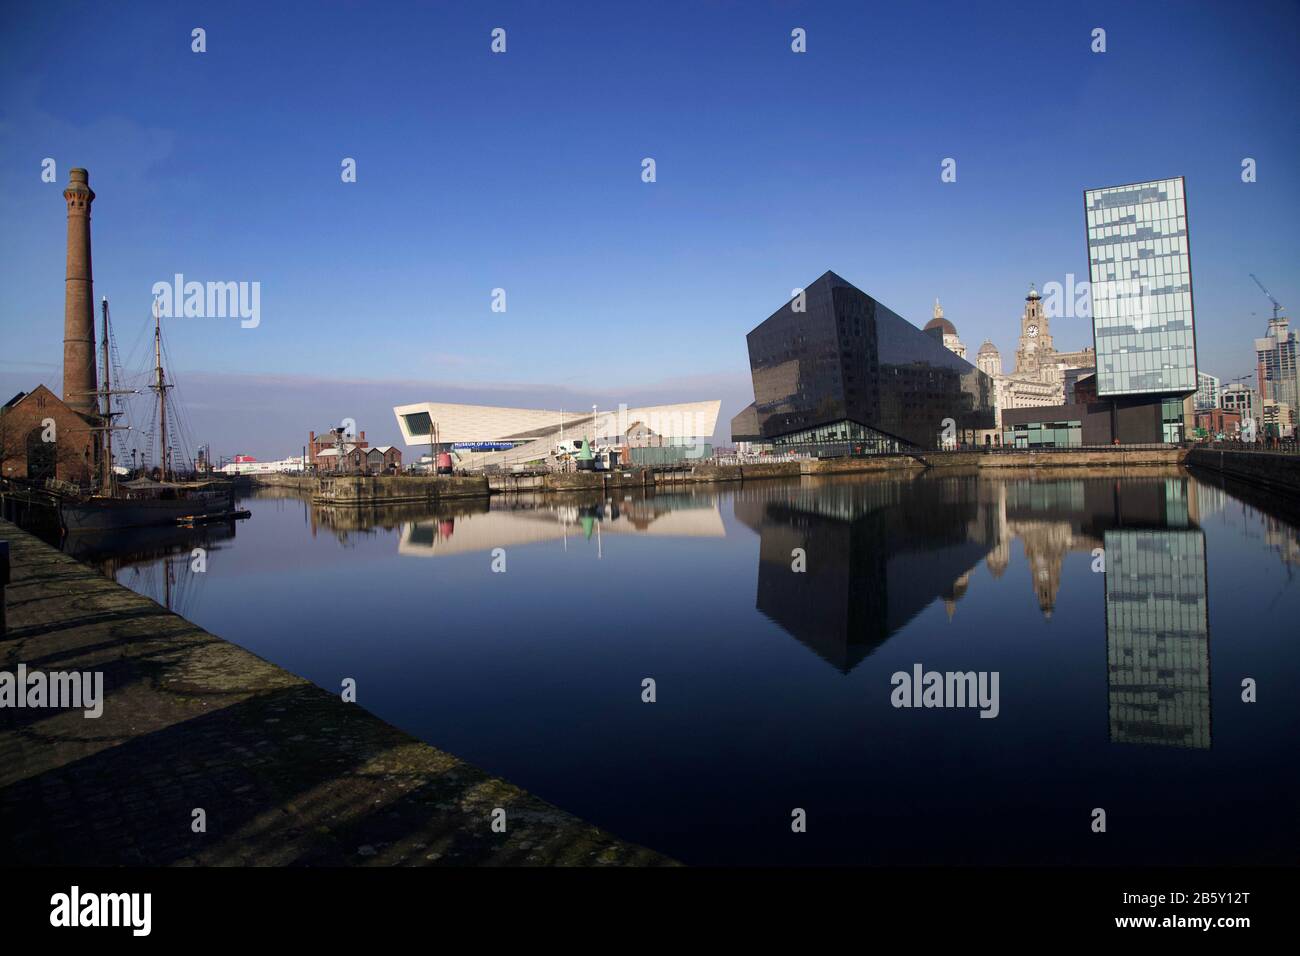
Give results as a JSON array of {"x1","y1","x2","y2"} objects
[{"x1": 62, "y1": 167, "x2": 97, "y2": 415}]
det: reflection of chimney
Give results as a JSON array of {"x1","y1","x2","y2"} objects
[{"x1": 62, "y1": 168, "x2": 97, "y2": 414}]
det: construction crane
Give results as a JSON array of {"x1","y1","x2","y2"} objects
[{"x1": 1249, "y1": 273, "x2": 1285, "y2": 323}]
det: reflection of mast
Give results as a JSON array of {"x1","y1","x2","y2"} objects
[{"x1": 150, "y1": 300, "x2": 172, "y2": 481}]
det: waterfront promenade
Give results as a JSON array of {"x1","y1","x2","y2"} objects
[{"x1": 0, "y1": 518, "x2": 672, "y2": 866}]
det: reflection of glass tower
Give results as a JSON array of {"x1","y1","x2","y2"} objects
[
  {"x1": 1104, "y1": 529, "x2": 1210, "y2": 748},
  {"x1": 736, "y1": 477, "x2": 995, "y2": 672}
]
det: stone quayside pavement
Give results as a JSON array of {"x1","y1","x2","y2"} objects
[{"x1": 0, "y1": 519, "x2": 672, "y2": 866}]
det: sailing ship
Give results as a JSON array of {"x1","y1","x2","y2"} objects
[{"x1": 57, "y1": 298, "x2": 237, "y2": 533}]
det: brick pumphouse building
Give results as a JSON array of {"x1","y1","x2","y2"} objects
[
  {"x1": 0, "y1": 385, "x2": 98, "y2": 486},
  {"x1": 309, "y1": 429, "x2": 368, "y2": 471},
  {"x1": 307, "y1": 428, "x2": 401, "y2": 473}
]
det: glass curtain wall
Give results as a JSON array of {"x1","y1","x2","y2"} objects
[{"x1": 1085, "y1": 178, "x2": 1197, "y2": 398}]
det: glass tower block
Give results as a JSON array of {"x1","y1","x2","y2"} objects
[{"x1": 1084, "y1": 177, "x2": 1198, "y2": 397}]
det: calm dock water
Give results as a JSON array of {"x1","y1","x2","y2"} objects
[
  {"x1": 0, "y1": 517, "x2": 672, "y2": 866},
  {"x1": 53, "y1": 470, "x2": 1300, "y2": 865}
]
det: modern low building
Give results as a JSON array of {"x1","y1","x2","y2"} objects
[
  {"x1": 1000, "y1": 396, "x2": 1196, "y2": 449},
  {"x1": 730, "y1": 271, "x2": 995, "y2": 451},
  {"x1": 392, "y1": 400, "x2": 720, "y2": 468}
]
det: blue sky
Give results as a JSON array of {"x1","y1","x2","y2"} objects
[{"x1": 1, "y1": 0, "x2": 1297, "y2": 457}]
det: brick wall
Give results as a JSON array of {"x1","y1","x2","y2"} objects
[{"x1": 0, "y1": 384, "x2": 98, "y2": 486}]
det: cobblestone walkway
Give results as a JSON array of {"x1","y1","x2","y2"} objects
[{"x1": 0, "y1": 519, "x2": 672, "y2": 866}]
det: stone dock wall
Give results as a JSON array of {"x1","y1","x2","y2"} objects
[
  {"x1": 1184, "y1": 447, "x2": 1300, "y2": 495},
  {"x1": 0, "y1": 518, "x2": 671, "y2": 867},
  {"x1": 290, "y1": 447, "x2": 1219, "y2": 505},
  {"x1": 923, "y1": 448, "x2": 1187, "y2": 470}
]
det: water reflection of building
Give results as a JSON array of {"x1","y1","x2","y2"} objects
[
  {"x1": 1263, "y1": 517, "x2": 1300, "y2": 568},
  {"x1": 313, "y1": 498, "x2": 475, "y2": 544},
  {"x1": 735, "y1": 477, "x2": 997, "y2": 672},
  {"x1": 1186, "y1": 468, "x2": 1300, "y2": 569},
  {"x1": 987, "y1": 474, "x2": 1212, "y2": 748},
  {"x1": 984, "y1": 475, "x2": 1202, "y2": 619},
  {"x1": 1104, "y1": 529, "x2": 1210, "y2": 749},
  {"x1": 396, "y1": 492, "x2": 725, "y2": 557},
  {"x1": 736, "y1": 473, "x2": 1215, "y2": 749},
  {"x1": 995, "y1": 478, "x2": 1095, "y2": 618}
]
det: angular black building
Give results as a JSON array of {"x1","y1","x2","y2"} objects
[{"x1": 731, "y1": 271, "x2": 995, "y2": 450}]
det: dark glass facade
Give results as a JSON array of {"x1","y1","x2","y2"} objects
[
  {"x1": 735, "y1": 271, "x2": 995, "y2": 447},
  {"x1": 767, "y1": 419, "x2": 904, "y2": 454}
]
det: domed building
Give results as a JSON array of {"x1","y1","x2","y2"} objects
[
  {"x1": 923, "y1": 299, "x2": 966, "y2": 359},
  {"x1": 976, "y1": 340, "x2": 1002, "y2": 378}
]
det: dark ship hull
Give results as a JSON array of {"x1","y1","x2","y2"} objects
[{"x1": 61, "y1": 486, "x2": 235, "y2": 532}]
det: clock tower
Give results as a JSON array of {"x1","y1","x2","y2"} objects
[{"x1": 1014, "y1": 284, "x2": 1053, "y2": 375}]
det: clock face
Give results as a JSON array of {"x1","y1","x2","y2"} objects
[{"x1": 1027, "y1": 325, "x2": 1039, "y2": 337}]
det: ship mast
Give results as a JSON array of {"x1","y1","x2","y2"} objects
[
  {"x1": 92, "y1": 297, "x2": 137, "y2": 493},
  {"x1": 100, "y1": 298, "x2": 113, "y2": 492},
  {"x1": 150, "y1": 299, "x2": 173, "y2": 481}
]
